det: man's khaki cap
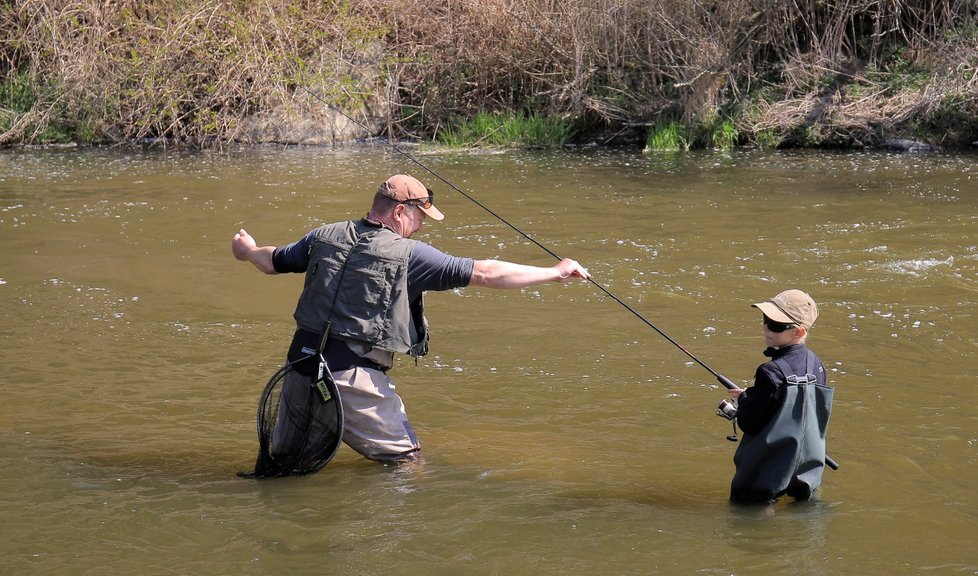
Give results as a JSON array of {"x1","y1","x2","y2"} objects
[
  {"x1": 378, "y1": 174, "x2": 444, "y2": 221},
  {"x1": 752, "y1": 289, "x2": 819, "y2": 329}
]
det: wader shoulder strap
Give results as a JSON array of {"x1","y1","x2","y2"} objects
[{"x1": 772, "y1": 350, "x2": 818, "y2": 386}]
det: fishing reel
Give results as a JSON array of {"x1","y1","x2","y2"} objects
[
  {"x1": 716, "y1": 399, "x2": 737, "y2": 420},
  {"x1": 716, "y1": 399, "x2": 739, "y2": 442}
]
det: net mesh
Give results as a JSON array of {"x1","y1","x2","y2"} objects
[{"x1": 240, "y1": 361, "x2": 344, "y2": 478}]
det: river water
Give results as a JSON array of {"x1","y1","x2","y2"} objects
[{"x1": 1, "y1": 145, "x2": 975, "y2": 575}]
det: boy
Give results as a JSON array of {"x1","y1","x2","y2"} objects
[{"x1": 727, "y1": 289, "x2": 834, "y2": 504}]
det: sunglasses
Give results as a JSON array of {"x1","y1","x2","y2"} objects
[
  {"x1": 401, "y1": 190, "x2": 435, "y2": 209},
  {"x1": 763, "y1": 316, "x2": 797, "y2": 333}
]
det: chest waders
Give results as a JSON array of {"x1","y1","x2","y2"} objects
[{"x1": 730, "y1": 350, "x2": 834, "y2": 503}]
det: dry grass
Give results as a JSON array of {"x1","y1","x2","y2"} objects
[
  {"x1": 1, "y1": 0, "x2": 975, "y2": 147},
  {"x1": 0, "y1": 0, "x2": 389, "y2": 145}
]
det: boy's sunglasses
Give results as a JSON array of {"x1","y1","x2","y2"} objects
[{"x1": 763, "y1": 316, "x2": 797, "y2": 333}]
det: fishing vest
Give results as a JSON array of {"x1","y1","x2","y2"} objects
[
  {"x1": 292, "y1": 219, "x2": 429, "y2": 358},
  {"x1": 730, "y1": 349, "x2": 833, "y2": 503}
]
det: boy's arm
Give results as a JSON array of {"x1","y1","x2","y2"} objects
[{"x1": 733, "y1": 366, "x2": 780, "y2": 434}]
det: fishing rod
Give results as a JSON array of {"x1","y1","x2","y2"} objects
[
  {"x1": 298, "y1": 87, "x2": 733, "y2": 386},
  {"x1": 298, "y1": 87, "x2": 839, "y2": 470}
]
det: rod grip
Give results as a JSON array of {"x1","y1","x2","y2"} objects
[{"x1": 716, "y1": 374, "x2": 738, "y2": 390}]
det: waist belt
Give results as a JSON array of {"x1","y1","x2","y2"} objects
[{"x1": 287, "y1": 329, "x2": 389, "y2": 375}]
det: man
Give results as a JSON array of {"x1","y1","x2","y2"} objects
[{"x1": 232, "y1": 174, "x2": 590, "y2": 472}]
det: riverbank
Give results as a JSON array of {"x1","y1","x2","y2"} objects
[{"x1": 1, "y1": 1, "x2": 976, "y2": 150}]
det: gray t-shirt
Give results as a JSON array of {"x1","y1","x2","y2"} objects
[{"x1": 273, "y1": 225, "x2": 475, "y2": 297}]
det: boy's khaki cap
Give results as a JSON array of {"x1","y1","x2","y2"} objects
[
  {"x1": 752, "y1": 289, "x2": 819, "y2": 329},
  {"x1": 378, "y1": 174, "x2": 444, "y2": 221}
]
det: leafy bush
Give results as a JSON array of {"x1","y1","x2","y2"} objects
[{"x1": 1, "y1": 0, "x2": 975, "y2": 147}]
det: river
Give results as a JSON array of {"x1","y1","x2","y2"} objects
[{"x1": 1, "y1": 145, "x2": 975, "y2": 575}]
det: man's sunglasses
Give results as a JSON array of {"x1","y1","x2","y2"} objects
[
  {"x1": 763, "y1": 316, "x2": 797, "y2": 333},
  {"x1": 402, "y1": 190, "x2": 435, "y2": 209}
]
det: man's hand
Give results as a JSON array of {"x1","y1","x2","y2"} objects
[
  {"x1": 231, "y1": 228, "x2": 277, "y2": 274},
  {"x1": 553, "y1": 258, "x2": 590, "y2": 282},
  {"x1": 232, "y1": 229, "x2": 257, "y2": 261}
]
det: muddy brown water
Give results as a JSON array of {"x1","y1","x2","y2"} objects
[{"x1": 1, "y1": 146, "x2": 976, "y2": 575}]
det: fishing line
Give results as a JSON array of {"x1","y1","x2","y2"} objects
[
  {"x1": 297, "y1": 87, "x2": 732, "y2": 385},
  {"x1": 296, "y1": 86, "x2": 840, "y2": 470}
]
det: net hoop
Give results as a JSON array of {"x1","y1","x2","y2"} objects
[{"x1": 243, "y1": 358, "x2": 344, "y2": 478}]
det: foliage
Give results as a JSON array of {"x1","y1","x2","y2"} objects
[
  {"x1": 0, "y1": 0, "x2": 388, "y2": 146},
  {"x1": 644, "y1": 115, "x2": 739, "y2": 151},
  {"x1": 1, "y1": 0, "x2": 976, "y2": 148},
  {"x1": 437, "y1": 111, "x2": 572, "y2": 148},
  {"x1": 913, "y1": 94, "x2": 978, "y2": 145},
  {"x1": 0, "y1": 71, "x2": 97, "y2": 143},
  {"x1": 644, "y1": 120, "x2": 690, "y2": 152}
]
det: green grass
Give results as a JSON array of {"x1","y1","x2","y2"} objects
[
  {"x1": 437, "y1": 111, "x2": 572, "y2": 148},
  {"x1": 754, "y1": 128, "x2": 782, "y2": 149},
  {"x1": 709, "y1": 118, "x2": 739, "y2": 149},
  {"x1": 0, "y1": 73, "x2": 36, "y2": 113},
  {"x1": 644, "y1": 116, "x2": 740, "y2": 151},
  {"x1": 644, "y1": 120, "x2": 690, "y2": 151},
  {"x1": 1, "y1": 72, "x2": 99, "y2": 144}
]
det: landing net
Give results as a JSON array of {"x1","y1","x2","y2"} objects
[{"x1": 240, "y1": 358, "x2": 344, "y2": 478}]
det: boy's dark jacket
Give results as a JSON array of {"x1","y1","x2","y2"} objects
[{"x1": 731, "y1": 344, "x2": 833, "y2": 503}]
